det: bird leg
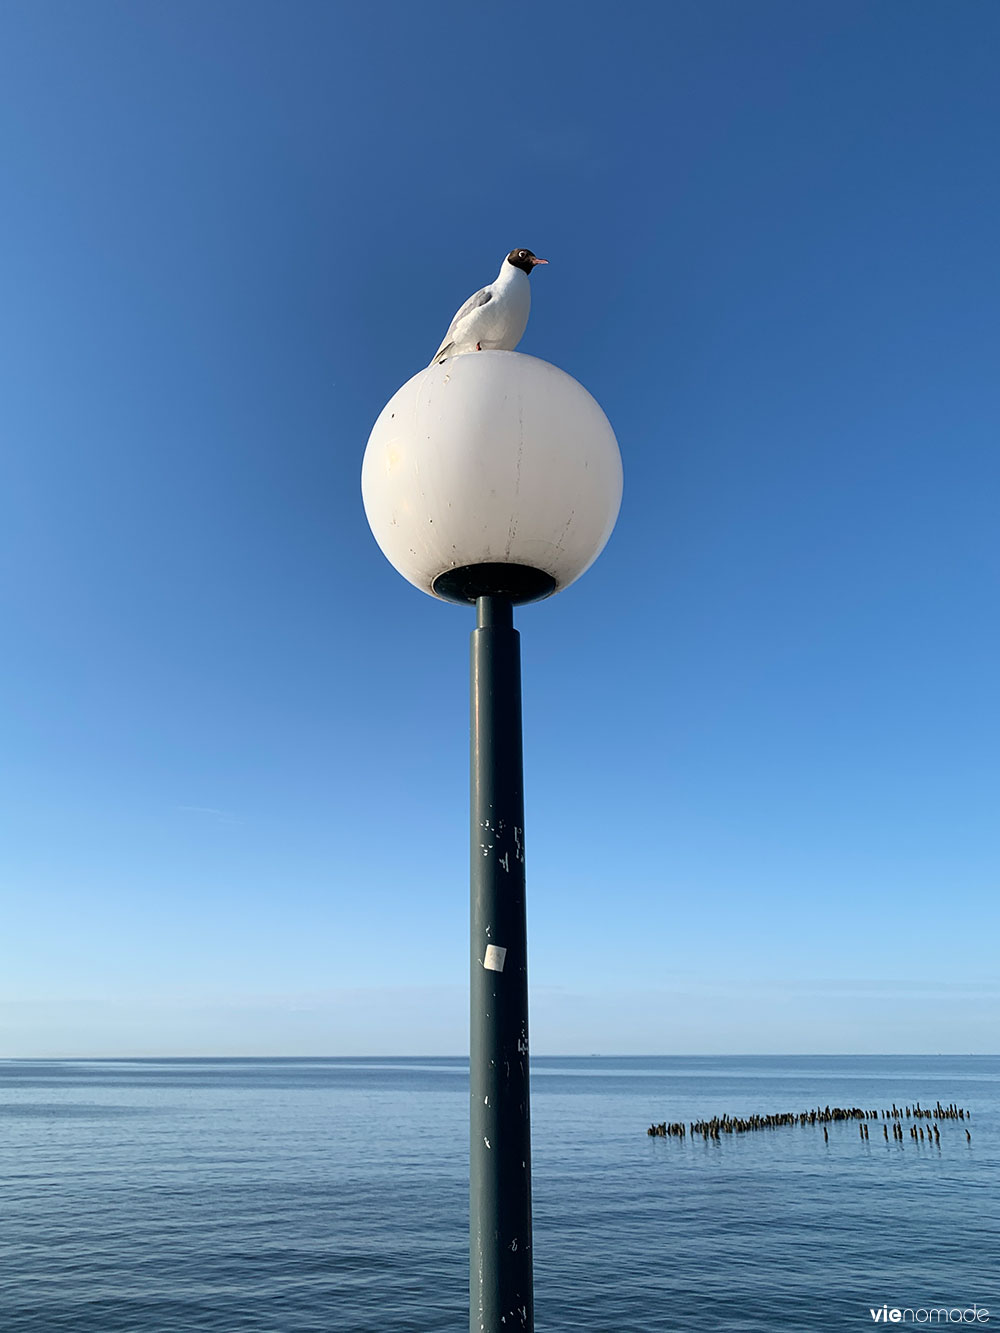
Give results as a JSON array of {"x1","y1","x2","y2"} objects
[{"x1": 476, "y1": 342, "x2": 482, "y2": 351}]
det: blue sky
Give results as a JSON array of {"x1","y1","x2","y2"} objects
[{"x1": 2, "y1": 1, "x2": 998, "y2": 1056}]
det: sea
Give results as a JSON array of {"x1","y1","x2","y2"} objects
[{"x1": 1, "y1": 1055, "x2": 997, "y2": 1332}]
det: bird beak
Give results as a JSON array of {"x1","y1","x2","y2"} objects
[{"x1": 530, "y1": 257, "x2": 549, "y2": 266}]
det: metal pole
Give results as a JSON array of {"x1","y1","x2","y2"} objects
[{"x1": 470, "y1": 593, "x2": 533, "y2": 1333}]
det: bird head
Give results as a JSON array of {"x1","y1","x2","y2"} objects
[{"x1": 506, "y1": 248, "x2": 548, "y2": 275}]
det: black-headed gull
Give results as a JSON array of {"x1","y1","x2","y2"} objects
[{"x1": 430, "y1": 249, "x2": 548, "y2": 365}]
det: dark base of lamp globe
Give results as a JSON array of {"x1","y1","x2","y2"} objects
[{"x1": 432, "y1": 562, "x2": 557, "y2": 606}]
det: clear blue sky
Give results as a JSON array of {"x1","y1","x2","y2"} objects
[{"x1": 2, "y1": 1, "x2": 998, "y2": 1057}]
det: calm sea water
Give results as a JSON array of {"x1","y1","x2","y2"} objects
[{"x1": 1, "y1": 1055, "x2": 997, "y2": 1331}]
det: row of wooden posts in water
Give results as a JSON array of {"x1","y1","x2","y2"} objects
[{"x1": 648, "y1": 1102, "x2": 972, "y2": 1142}]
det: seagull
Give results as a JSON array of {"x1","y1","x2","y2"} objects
[{"x1": 430, "y1": 248, "x2": 548, "y2": 365}]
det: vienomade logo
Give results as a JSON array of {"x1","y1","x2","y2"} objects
[{"x1": 869, "y1": 1306, "x2": 989, "y2": 1324}]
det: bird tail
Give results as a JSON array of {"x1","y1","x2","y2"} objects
[{"x1": 429, "y1": 342, "x2": 453, "y2": 367}]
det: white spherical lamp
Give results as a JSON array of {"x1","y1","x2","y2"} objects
[{"x1": 361, "y1": 351, "x2": 622, "y2": 603}]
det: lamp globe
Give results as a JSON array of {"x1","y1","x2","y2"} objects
[{"x1": 362, "y1": 351, "x2": 622, "y2": 603}]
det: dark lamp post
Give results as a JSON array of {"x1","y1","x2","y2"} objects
[{"x1": 362, "y1": 350, "x2": 622, "y2": 1333}]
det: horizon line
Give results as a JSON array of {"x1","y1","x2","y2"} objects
[{"x1": 3, "y1": 1051, "x2": 997, "y2": 1062}]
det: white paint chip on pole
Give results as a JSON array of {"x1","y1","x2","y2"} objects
[{"x1": 484, "y1": 945, "x2": 507, "y2": 972}]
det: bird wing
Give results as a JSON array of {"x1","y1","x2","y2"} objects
[
  {"x1": 450, "y1": 285, "x2": 493, "y2": 326},
  {"x1": 431, "y1": 285, "x2": 493, "y2": 363}
]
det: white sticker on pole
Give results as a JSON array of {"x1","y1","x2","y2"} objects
[{"x1": 483, "y1": 945, "x2": 507, "y2": 972}]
